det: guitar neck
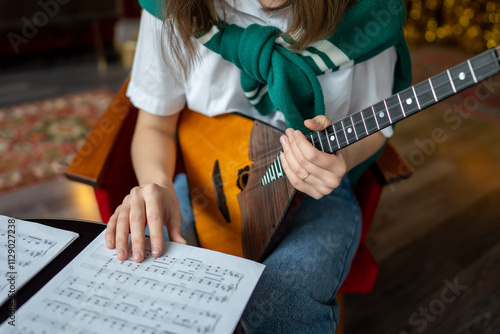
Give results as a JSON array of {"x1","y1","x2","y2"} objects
[
  {"x1": 306, "y1": 46, "x2": 500, "y2": 153},
  {"x1": 260, "y1": 46, "x2": 500, "y2": 186}
]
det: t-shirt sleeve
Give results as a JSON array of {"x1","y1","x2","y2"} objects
[
  {"x1": 349, "y1": 46, "x2": 398, "y2": 138},
  {"x1": 126, "y1": 10, "x2": 186, "y2": 116}
]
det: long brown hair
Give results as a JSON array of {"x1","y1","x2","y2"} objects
[{"x1": 162, "y1": 0, "x2": 358, "y2": 79}]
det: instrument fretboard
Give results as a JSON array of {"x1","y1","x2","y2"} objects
[{"x1": 261, "y1": 46, "x2": 500, "y2": 186}]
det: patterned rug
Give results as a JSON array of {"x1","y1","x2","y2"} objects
[{"x1": 0, "y1": 90, "x2": 114, "y2": 194}]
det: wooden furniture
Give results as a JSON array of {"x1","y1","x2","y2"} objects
[
  {"x1": 65, "y1": 76, "x2": 412, "y2": 207},
  {"x1": 65, "y1": 76, "x2": 134, "y2": 188},
  {"x1": 64, "y1": 78, "x2": 413, "y2": 333}
]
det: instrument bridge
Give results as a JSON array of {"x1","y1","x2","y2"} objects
[{"x1": 260, "y1": 150, "x2": 285, "y2": 186}]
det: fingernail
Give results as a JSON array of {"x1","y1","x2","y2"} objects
[
  {"x1": 106, "y1": 239, "x2": 113, "y2": 248},
  {"x1": 280, "y1": 135, "x2": 288, "y2": 146},
  {"x1": 293, "y1": 130, "x2": 300, "y2": 138},
  {"x1": 280, "y1": 153, "x2": 286, "y2": 162},
  {"x1": 117, "y1": 247, "x2": 126, "y2": 259},
  {"x1": 285, "y1": 128, "x2": 293, "y2": 136},
  {"x1": 310, "y1": 118, "x2": 318, "y2": 124},
  {"x1": 152, "y1": 246, "x2": 161, "y2": 256},
  {"x1": 133, "y1": 249, "x2": 143, "y2": 261}
]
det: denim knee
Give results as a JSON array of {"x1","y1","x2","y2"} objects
[{"x1": 241, "y1": 177, "x2": 362, "y2": 333}]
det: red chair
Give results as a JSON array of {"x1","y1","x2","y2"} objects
[{"x1": 65, "y1": 77, "x2": 413, "y2": 333}]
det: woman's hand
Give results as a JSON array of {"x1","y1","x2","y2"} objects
[
  {"x1": 279, "y1": 115, "x2": 348, "y2": 199},
  {"x1": 104, "y1": 183, "x2": 187, "y2": 263}
]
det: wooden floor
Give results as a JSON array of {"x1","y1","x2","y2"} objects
[
  {"x1": 0, "y1": 50, "x2": 128, "y2": 108},
  {"x1": 0, "y1": 178, "x2": 102, "y2": 222},
  {"x1": 344, "y1": 48, "x2": 500, "y2": 333},
  {"x1": 1, "y1": 47, "x2": 499, "y2": 333}
]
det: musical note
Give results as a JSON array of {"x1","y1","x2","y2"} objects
[
  {"x1": 0, "y1": 215, "x2": 79, "y2": 306},
  {"x1": 0, "y1": 230, "x2": 264, "y2": 334}
]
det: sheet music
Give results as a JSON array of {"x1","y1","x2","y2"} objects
[
  {"x1": 0, "y1": 215, "x2": 79, "y2": 305},
  {"x1": 0, "y1": 230, "x2": 265, "y2": 334}
]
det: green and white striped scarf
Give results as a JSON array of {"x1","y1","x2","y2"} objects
[{"x1": 140, "y1": 0, "x2": 412, "y2": 134}]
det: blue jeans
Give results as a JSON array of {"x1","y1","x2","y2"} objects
[{"x1": 148, "y1": 174, "x2": 362, "y2": 333}]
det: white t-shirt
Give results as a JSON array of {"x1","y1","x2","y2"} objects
[{"x1": 127, "y1": 1, "x2": 397, "y2": 136}]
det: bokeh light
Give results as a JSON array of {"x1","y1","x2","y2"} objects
[{"x1": 404, "y1": 0, "x2": 500, "y2": 53}]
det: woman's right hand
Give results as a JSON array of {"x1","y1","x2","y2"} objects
[{"x1": 104, "y1": 182, "x2": 187, "y2": 263}]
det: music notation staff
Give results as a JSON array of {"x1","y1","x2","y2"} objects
[
  {"x1": 0, "y1": 230, "x2": 264, "y2": 334},
  {"x1": 0, "y1": 216, "x2": 79, "y2": 305}
]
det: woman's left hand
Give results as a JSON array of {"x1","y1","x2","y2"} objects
[{"x1": 280, "y1": 115, "x2": 347, "y2": 199}]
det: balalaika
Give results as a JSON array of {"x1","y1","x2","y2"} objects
[{"x1": 177, "y1": 46, "x2": 500, "y2": 262}]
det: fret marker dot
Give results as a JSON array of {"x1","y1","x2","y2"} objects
[
  {"x1": 330, "y1": 135, "x2": 335, "y2": 141},
  {"x1": 379, "y1": 112, "x2": 385, "y2": 118},
  {"x1": 406, "y1": 98, "x2": 412, "y2": 105},
  {"x1": 459, "y1": 72, "x2": 466, "y2": 81},
  {"x1": 347, "y1": 128, "x2": 352, "y2": 134}
]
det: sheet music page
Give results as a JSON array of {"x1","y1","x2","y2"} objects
[
  {"x1": 0, "y1": 230, "x2": 265, "y2": 334},
  {"x1": 0, "y1": 215, "x2": 79, "y2": 305}
]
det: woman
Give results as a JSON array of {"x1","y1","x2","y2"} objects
[{"x1": 105, "y1": 0, "x2": 411, "y2": 332}]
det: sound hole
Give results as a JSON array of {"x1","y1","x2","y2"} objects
[{"x1": 237, "y1": 165, "x2": 250, "y2": 191}]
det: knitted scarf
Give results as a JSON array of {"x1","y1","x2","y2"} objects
[
  {"x1": 139, "y1": 0, "x2": 412, "y2": 134},
  {"x1": 139, "y1": 0, "x2": 412, "y2": 182}
]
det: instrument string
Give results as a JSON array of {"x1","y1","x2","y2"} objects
[{"x1": 211, "y1": 55, "x2": 499, "y2": 191}]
